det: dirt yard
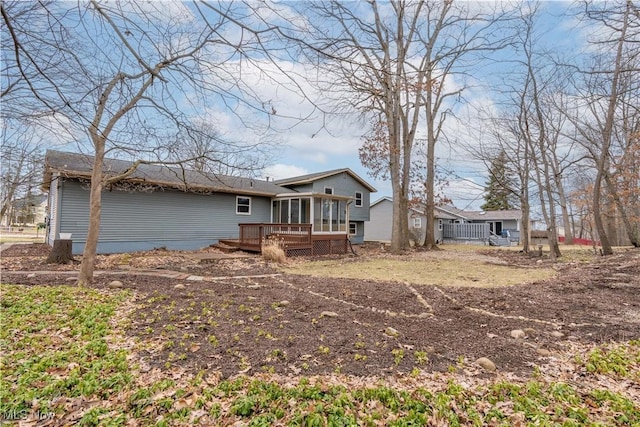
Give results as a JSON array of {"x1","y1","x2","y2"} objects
[{"x1": 1, "y1": 243, "x2": 639, "y2": 379}]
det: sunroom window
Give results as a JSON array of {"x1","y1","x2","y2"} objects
[
  {"x1": 314, "y1": 197, "x2": 346, "y2": 232},
  {"x1": 272, "y1": 198, "x2": 310, "y2": 224}
]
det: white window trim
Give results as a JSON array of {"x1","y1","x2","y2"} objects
[
  {"x1": 349, "y1": 222, "x2": 357, "y2": 235},
  {"x1": 324, "y1": 186, "x2": 334, "y2": 195},
  {"x1": 413, "y1": 217, "x2": 422, "y2": 228},
  {"x1": 236, "y1": 196, "x2": 251, "y2": 215},
  {"x1": 438, "y1": 219, "x2": 443, "y2": 231},
  {"x1": 354, "y1": 191, "x2": 363, "y2": 207}
]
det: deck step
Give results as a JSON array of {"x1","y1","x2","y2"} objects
[{"x1": 211, "y1": 242, "x2": 241, "y2": 253}]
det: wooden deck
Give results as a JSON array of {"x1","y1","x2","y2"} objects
[{"x1": 220, "y1": 223, "x2": 348, "y2": 256}]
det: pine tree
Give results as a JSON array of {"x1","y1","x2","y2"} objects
[{"x1": 481, "y1": 151, "x2": 519, "y2": 211}]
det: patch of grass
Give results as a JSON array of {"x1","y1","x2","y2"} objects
[
  {"x1": 1, "y1": 284, "x2": 638, "y2": 425},
  {"x1": 0, "y1": 284, "x2": 131, "y2": 418},
  {"x1": 581, "y1": 340, "x2": 640, "y2": 380},
  {"x1": 0, "y1": 236, "x2": 45, "y2": 244},
  {"x1": 282, "y1": 257, "x2": 555, "y2": 287}
]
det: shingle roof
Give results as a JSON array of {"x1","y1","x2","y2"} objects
[
  {"x1": 43, "y1": 150, "x2": 291, "y2": 197},
  {"x1": 373, "y1": 199, "x2": 520, "y2": 221},
  {"x1": 370, "y1": 196, "x2": 393, "y2": 207},
  {"x1": 462, "y1": 209, "x2": 522, "y2": 221},
  {"x1": 274, "y1": 168, "x2": 377, "y2": 192}
]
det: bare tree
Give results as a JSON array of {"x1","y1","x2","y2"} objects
[
  {"x1": 290, "y1": 1, "x2": 431, "y2": 252},
  {"x1": 562, "y1": 0, "x2": 640, "y2": 252},
  {"x1": 518, "y1": 9, "x2": 563, "y2": 259},
  {"x1": 0, "y1": 121, "x2": 43, "y2": 226},
  {"x1": 470, "y1": 110, "x2": 533, "y2": 252},
  {"x1": 414, "y1": 2, "x2": 515, "y2": 249},
  {"x1": 279, "y1": 0, "x2": 513, "y2": 252},
  {"x1": 2, "y1": 1, "x2": 283, "y2": 284}
]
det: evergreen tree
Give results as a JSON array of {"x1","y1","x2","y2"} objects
[{"x1": 481, "y1": 151, "x2": 519, "y2": 211}]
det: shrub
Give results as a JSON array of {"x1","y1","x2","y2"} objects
[{"x1": 262, "y1": 239, "x2": 286, "y2": 263}]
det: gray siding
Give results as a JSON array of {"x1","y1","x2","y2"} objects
[
  {"x1": 349, "y1": 220, "x2": 365, "y2": 244},
  {"x1": 469, "y1": 218, "x2": 519, "y2": 232},
  {"x1": 364, "y1": 199, "x2": 393, "y2": 242},
  {"x1": 289, "y1": 173, "x2": 371, "y2": 221},
  {"x1": 367, "y1": 200, "x2": 446, "y2": 244},
  {"x1": 58, "y1": 179, "x2": 271, "y2": 254},
  {"x1": 46, "y1": 175, "x2": 60, "y2": 244},
  {"x1": 283, "y1": 172, "x2": 374, "y2": 243}
]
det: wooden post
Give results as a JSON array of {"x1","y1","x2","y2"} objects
[{"x1": 46, "y1": 239, "x2": 74, "y2": 264}]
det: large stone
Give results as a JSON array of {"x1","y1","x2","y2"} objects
[
  {"x1": 536, "y1": 348, "x2": 552, "y2": 357},
  {"x1": 320, "y1": 311, "x2": 339, "y2": 318},
  {"x1": 510, "y1": 329, "x2": 526, "y2": 339},
  {"x1": 384, "y1": 327, "x2": 399, "y2": 337},
  {"x1": 476, "y1": 357, "x2": 496, "y2": 372},
  {"x1": 551, "y1": 331, "x2": 564, "y2": 338},
  {"x1": 108, "y1": 280, "x2": 124, "y2": 289},
  {"x1": 174, "y1": 284, "x2": 185, "y2": 289}
]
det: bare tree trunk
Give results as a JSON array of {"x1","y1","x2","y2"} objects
[
  {"x1": 550, "y1": 156, "x2": 574, "y2": 245},
  {"x1": 584, "y1": 0, "x2": 633, "y2": 255},
  {"x1": 78, "y1": 142, "x2": 105, "y2": 285},
  {"x1": 520, "y1": 185, "x2": 531, "y2": 253},
  {"x1": 46, "y1": 239, "x2": 73, "y2": 264},
  {"x1": 604, "y1": 173, "x2": 640, "y2": 247},
  {"x1": 531, "y1": 148, "x2": 562, "y2": 260},
  {"x1": 424, "y1": 119, "x2": 437, "y2": 249}
]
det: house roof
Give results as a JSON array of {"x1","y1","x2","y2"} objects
[
  {"x1": 370, "y1": 196, "x2": 393, "y2": 207},
  {"x1": 370, "y1": 197, "x2": 460, "y2": 220},
  {"x1": 371, "y1": 198, "x2": 521, "y2": 221},
  {"x1": 12, "y1": 194, "x2": 48, "y2": 207},
  {"x1": 42, "y1": 150, "x2": 291, "y2": 197},
  {"x1": 273, "y1": 168, "x2": 377, "y2": 192},
  {"x1": 461, "y1": 209, "x2": 521, "y2": 221}
]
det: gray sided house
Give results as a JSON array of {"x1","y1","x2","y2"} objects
[
  {"x1": 440, "y1": 206, "x2": 522, "y2": 245},
  {"x1": 42, "y1": 150, "x2": 375, "y2": 255},
  {"x1": 365, "y1": 197, "x2": 522, "y2": 246},
  {"x1": 364, "y1": 197, "x2": 458, "y2": 244}
]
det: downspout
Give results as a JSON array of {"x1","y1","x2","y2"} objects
[{"x1": 346, "y1": 199, "x2": 358, "y2": 255}]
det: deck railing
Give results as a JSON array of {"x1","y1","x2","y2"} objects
[
  {"x1": 235, "y1": 223, "x2": 348, "y2": 256},
  {"x1": 443, "y1": 223, "x2": 490, "y2": 240},
  {"x1": 238, "y1": 223, "x2": 313, "y2": 251}
]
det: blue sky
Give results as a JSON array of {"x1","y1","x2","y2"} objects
[
  {"x1": 25, "y1": 1, "x2": 588, "y2": 211},
  {"x1": 247, "y1": 1, "x2": 586, "y2": 211}
]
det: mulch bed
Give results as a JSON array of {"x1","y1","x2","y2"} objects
[{"x1": 2, "y1": 243, "x2": 639, "y2": 379}]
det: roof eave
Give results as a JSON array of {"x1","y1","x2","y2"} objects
[{"x1": 49, "y1": 169, "x2": 279, "y2": 197}]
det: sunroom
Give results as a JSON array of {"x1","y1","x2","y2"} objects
[{"x1": 229, "y1": 193, "x2": 353, "y2": 256}]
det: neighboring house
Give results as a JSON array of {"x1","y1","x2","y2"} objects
[
  {"x1": 42, "y1": 150, "x2": 376, "y2": 255},
  {"x1": 365, "y1": 197, "x2": 522, "y2": 245},
  {"x1": 2, "y1": 194, "x2": 47, "y2": 227},
  {"x1": 364, "y1": 197, "x2": 458, "y2": 244}
]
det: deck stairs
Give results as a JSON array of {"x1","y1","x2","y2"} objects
[
  {"x1": 488, "y1": 233, "x2": 514, "y2": 247},
  {"x1": 211, "y1": 240, "x2": 243, "y2": 253}
]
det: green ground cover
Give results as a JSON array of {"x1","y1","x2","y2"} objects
[{"x1": 1, "y1": 283, "x2": 638, "y2": 425}]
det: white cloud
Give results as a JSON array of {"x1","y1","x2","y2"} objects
[
  {"x1": 445, "y1": 177, "x2": 485, "y2": 210},
  {"x1": 261, "y1": 164, "x2": 308, "y2": 181},
  {"x1": 121, "y1": 1, "x2": 195, "y2": 25}
]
